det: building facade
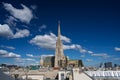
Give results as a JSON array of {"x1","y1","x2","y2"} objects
[
  {"x1": 67, "y1": 60, "x2": 83, "y2": 68},
  {"x1": 43, "y1": 56, "x2": 55, "y2": 67}
]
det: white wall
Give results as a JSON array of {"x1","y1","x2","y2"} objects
[{"x1": 22, "y1": 75, "x2": 44, "y2": 80}]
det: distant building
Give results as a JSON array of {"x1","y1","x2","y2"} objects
[
  {"x1": 67, "y1": 60, "x2": 83, "y2": 68},
  {"x1": 114, "y1": 64, "x2": 118, "y2": 67},
  {"x1": 104, "y1": 62, "x2": 112, "y2": 68},
  {"x1": 43, "y1": 56, "x2": 55, "y2": 67}
]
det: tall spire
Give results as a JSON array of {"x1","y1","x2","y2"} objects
[
  {"x1": 54, "y1": 21, "x2": 66, "y2": 68},
  {"x1": 58, "y1": 21, "x2": 61, "y2": 38}
]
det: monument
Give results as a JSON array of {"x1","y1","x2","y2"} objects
[
  {"x1": 54, "y1": 21, "x2": 67, "y2": 69},
  {"x1": 40, "y1": 21, "x2": 83, "y2": 69}
]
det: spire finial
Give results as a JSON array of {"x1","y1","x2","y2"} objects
[
  {"x1": 58, "y1": 20, "x2": 60, "y2": 24},
  {"x1": 58, "y1": 21, "x2": 61, "y2": 37}
]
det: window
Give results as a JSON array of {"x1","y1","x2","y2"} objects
[{"x1": 61, "y1": 73, "x2": 64, "y2": 80}]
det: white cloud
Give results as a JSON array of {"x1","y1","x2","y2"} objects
[
  {"x1": 30, "y1": 32, "x2": 86, "y2": 53},
  {"x1": 63, "y1": 44, "x2": 78, "y2": 50},
  {"x1": 30, "y1": 33, "x2": 57, "y2": 49},
  {"x1": 3, "y1": 3, "x2": 33, "y2": 23},
  {"x1": 0, "y1": 50, "x2": 8, "y2": 55},
  {"x1": 88, "y1": 51, "x2": 93, "y2": 54},
  {"x1": 26, "y1": 54, "x2": 34, "y2": 57},
  {"x1": 3, "y1": 52, "x2": 21, "y2": 58},
  {"x1": 61, "y1": 35, "x2": 71, "y2": 43},
  {"x1": 0, "y1": 49, "x2": 21, "y2": 58},
  {"x1": 13, "y1": 29, "x2": 30, "y2": 38},
  {"x1": 15, "y1": 58, "x2": 25, "y2": 63},
  {"x1": 80, "y1": 55, "x2": 85, "y2": 58},
  {"x1": 22, "y1": 58, "x2": 36, "y2": 61},
  {"x1": 0, "y1": 24, "x2": 30, "y2": 38},
  {"x1": 63, "y1": 44, "x2": 86, "y2": 53},
  {"x1": 30, "y1": 33, "x2": 70, "y2": 49},
  {"x1": 115, "y1": 47, "x2": 120, "y2": 51},
  {"x1": 91, "y1": 53, "x2": 110, "y2": 58},
  {"x1": 0, "y1": 45, "x2": 15, "y2": 50},
  {"x1": 86, "y1": 59, "x2": 93, "y2": 62},
  {"x1": 26, "y1": 54, "x2": 40, "y2": 58},
  {"x1": 0, "y1": 24, "x2": 14, "y2": 38},
  {"x1": 30, "y1": 5, "x2": 37, "y2": 10},
  {"x1": 114, "y1": 58, "x2": 120, "y2": 60},
  {"x1": 5, "y1": 16, "x2": 17, "y2": 26},
  {"x1": 41, "y1": 54, "x2": 54, "y2": 57},
  {"x1": 79, "y1": 49, "x2": 87, "y2": 53},
  {"x1": 15, "y1": 58, "x2": 36, "y2": 65},
  {"x1": 39, "y1": 24, "x2": 46, "y2": 32}
]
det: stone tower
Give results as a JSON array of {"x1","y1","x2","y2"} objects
[{"x1": 54, "y1": 21, "x2": 66, "y2": 68}]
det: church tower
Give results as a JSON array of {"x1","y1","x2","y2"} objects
[{"x1": 54, "y1": 21, "x2": 66, "y2": 68}]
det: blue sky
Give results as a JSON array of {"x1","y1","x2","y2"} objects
[{"x1": 0, "y1": 0, "x2": 120, "y2": 66}]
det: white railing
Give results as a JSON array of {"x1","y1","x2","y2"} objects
[{"x1": 85, "y1": 71, "x2": 120, "y2": 77}]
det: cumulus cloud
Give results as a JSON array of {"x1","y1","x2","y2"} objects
[
  {"x1": 63, "y1": 44, "x2": 87, "y2": 53},
  {"x1": 0, "y1": 49, "x2": 21, "y2": 58},
  {"x1": 13, "y1": 29, "x2": 30, "y2": 38},
  {"x1": 3, "y1": 52, "x2": 21, "y2": 58},
  {"x1": 0, "y1": 24, "x2": 30, "y2": 38},
  {"x1": 30, "y1": 32, "x2": 86, "y2": 53},
  {"x1": 3, "y1": 3, "x2": 33, "y2": 23},
  {"x1": 0, "y1": 45, "x2": 15, "y2": 50},
  {"x1": 115, "y1": 47, "x2": 120, "y2": 51},
  {"x1": 0, "y1": 50, "x2": 8, "y2": 55},
  {"x1": 29, "y1": 32, "x2": 68, "y2": 49},
  {"x1": 0, "y1": 24, "x2": 14, "y2": 38},
  {"x1": 61, "y1": 35, "x2": 71, "y2": 43},
  {"x1": 30, "y1": 33, "x2": 57, "y2": 49}
]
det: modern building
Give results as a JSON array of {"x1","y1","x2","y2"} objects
[{"x1": 104, "y1": 62, "x2": 112, "y2": 68}]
